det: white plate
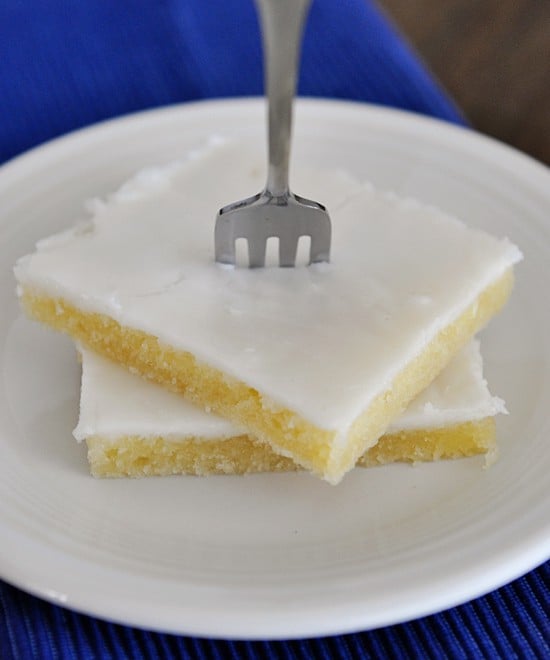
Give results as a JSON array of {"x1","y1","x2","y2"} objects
[{"x1": 1, "y1": 99, "x2": 549, "y2": 639}]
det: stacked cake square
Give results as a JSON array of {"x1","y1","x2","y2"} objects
[{"x1": 14, "y1": 140, "x2": 522, "y2": 484}]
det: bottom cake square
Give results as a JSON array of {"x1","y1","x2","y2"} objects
[{"x1": 74, "y1": 340, "x2": 504, "y2": 477}]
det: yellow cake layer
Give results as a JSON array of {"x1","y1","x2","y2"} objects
[
  {"x1": 86, "y1": 418, "x2": 496, "y2": 478},
  {"x1": 21, "y1": 269, "x2": 512, "y2": 483}
]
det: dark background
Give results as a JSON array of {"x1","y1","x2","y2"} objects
[{"x1": 378, "y1": 0, "x2": 550, "y2": 165}]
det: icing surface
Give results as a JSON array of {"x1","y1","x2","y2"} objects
[
  {"x1": 73, "y1": 341, "x2": 506, "y2": 442},
  {"x1": 74, "y1": 348, "x2": 236, "y2": 441},
  {"x1": 16, "y1": 139, "x2": 522, "y2": 431}
]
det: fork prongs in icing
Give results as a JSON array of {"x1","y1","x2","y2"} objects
[{"x1": 215, "y1": 191, "x2": 331, "y2": 268}]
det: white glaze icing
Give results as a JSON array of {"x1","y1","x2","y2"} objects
[
  {"x1": 74, "y1": 347, "x2": 237, "y2": 441},
  {"x1": 73, "y1": 340, "x2": 505, "y2": 442},
  {"x1": 16, "y1": 139, "x2": 522, "y2": 437}
]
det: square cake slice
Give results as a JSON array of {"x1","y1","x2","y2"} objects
[
  {"x1": 15, "y1": 140, "x2": 522, "y2": 483},
  {"x1": 76, "y1": 340, "x2": 504, "y2": 477}
]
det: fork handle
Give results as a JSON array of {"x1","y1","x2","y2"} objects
[{"x1": 256, "y1": 0, "x2": 311, "y2": 198}]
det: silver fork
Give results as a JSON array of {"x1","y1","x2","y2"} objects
[{"x1": 214, "y1": 0, "x2": 331, "y2": 268}]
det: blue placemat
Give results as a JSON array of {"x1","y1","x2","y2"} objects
[
  {"x1": 0, "y1": 0, "x2": 463, "y2": 164},
  {"x1": 1, "y1": 1, "x2": 548, "y2": 657}
]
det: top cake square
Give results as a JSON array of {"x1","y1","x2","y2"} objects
[{"x1": 15, "y1": 140, "x2": 522, "y2": 483}]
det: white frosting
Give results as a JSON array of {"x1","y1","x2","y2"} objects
[
  {"x1": 15, "y1": 139, "x2": 522, "y2": 437},
  {"x1": 74, "y1": 348, "x2": 237, "y2": 441},
  {"x1": 73, "y1": 340, "x2": 506, "y2": 442}
]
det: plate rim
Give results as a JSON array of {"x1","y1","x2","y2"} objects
[{"x1": 1, "y1": 96, "x2": 549, "y2": 187}]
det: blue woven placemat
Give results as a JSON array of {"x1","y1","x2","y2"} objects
[
  {"x1": 1, "y1": 565, "x2": 549, "y2": 657},
  {"x1": 1, "y1": 1, "x2": 548, "y2": 657}
]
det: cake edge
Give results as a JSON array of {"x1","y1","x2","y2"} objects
[
  {"x1": 85, "y1": 417, "x2": 496, "y2": 478},
  {"x1": 337, "y1": 268, "x2": 513, "y2": 480}
]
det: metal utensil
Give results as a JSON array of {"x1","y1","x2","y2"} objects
[{"x1": 215, "y1": 0, "x2": 331, "y2": 267}]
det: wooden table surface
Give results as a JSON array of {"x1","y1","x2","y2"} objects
[{"x1": 378, "y1": 0, "x2": 550, "y2": 165}]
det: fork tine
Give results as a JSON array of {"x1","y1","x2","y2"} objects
[
  {"x1": 309, "y1": 231, "x2": 331, "y2": 264},
  {"x1": 247, "y1": 237, "x2": 267, "y2": 268},
  {"x1": 214, "y1": 220, "x2": 236, "y2": 265},
  {"x1": 279, "y1": 234, "x2": 298, "y2": 267}
]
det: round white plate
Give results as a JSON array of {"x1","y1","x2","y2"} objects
[{"x1": 1, "y1": 99, "x2": 549, "y2": 639}]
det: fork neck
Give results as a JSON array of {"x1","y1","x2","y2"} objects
[{"x1": 256, "y1": 0, "x2": 311, "y2": 199}]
